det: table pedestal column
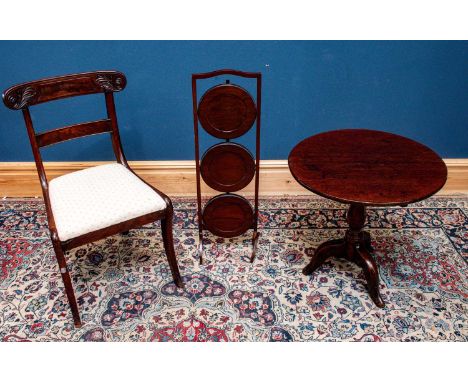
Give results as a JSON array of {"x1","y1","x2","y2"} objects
[{"x1": 303, "y1": 203, "x2": 385, "y2": 308}]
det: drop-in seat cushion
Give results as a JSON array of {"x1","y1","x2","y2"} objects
[{"x1": 49, "y1": 163, "x2": 167, "y2": 241}]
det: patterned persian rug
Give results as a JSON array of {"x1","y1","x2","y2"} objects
[{"x1": 0, "y1": 196, "x2": 467, "y2": 342}]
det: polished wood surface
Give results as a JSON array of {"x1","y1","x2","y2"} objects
[
  {"x1": 288, "y1": 129, "x2": 448, "y2": 206},
  {"x1": 200, "y1": 142, "x2": 255, "y2": 192},
  {"x1": 35, "y1": 119, "x2": 113, "y2": 147},
  {"x1": 2, "y1": 71, "x2": 183, "y2": 327},
  {"x1": 303, "y1": 204, "x2": 384, "y2": 307},
  {"x1": 3, "y1": 71, "x2": 126, "y2": 109},
  {"x1": 289, "y1": 129, "x2": 448, "y2": 308},
  {"x1": 192, "y1": 69, "x2": 262, "y2": 263},
  {"x1": 198, "y1": 84, "x2": 257, "y2": 139},
  {"x1": 202, "y1": 194, "x2": 254, "y2": 238}
]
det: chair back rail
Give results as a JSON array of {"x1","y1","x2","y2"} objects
[
  {"x1": 1, "y1": 70, "x2": 129, "y2": 218},
  {"x1": 36, "y1": 119, "x2": 113, "y2": 147},
  {"x1": 2, "y1": 71, "x2": 126, "y2": 109},
  {"x1": 2, "y1": 70, "x2": 128, "y2": 167}
]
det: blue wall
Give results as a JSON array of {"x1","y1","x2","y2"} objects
[{"x1": 0, "y1": 41, "x2": 467, "y2": 161}]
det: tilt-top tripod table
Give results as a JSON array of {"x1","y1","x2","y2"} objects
[{"x1": 288, "y1": 129, "x2": 447, "y2": 307}]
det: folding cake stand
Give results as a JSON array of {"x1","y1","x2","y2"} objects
[{"x1": 191, "y1": 69, "x2": 262, "y2": 264}]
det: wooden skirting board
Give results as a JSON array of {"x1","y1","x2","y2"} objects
[{"x1": 1, "y1": 159, "x2": 467, "y2": 197}]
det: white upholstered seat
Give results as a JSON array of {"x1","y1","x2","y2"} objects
[{"x1": 49, "y1": 163, "x2": 167, "y2": 241}]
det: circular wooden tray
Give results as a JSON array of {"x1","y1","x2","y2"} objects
[
  {"x1": 198, "y1": 84, "x2": 257, "y2": 139},
  {"x1": 202, "y1": 194, "x2": 254, "y2": 238},
  {"x1": 201, "y1": 142, "x2": 255, "y2": 192}
]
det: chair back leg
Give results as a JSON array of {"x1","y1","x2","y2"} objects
[
  {"x1": 161, "y1": 212, "x2": 183, "y2": 288},
  {"x1": 51, "y1": 235, "x2": 82, "y2": 327}
]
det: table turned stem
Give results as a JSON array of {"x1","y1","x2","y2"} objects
[{"x1": 303, "y1": 203, "x2": 385, "y2": 308}]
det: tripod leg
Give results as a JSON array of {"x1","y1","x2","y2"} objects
[
  {"x1": 303, "y1": 239, "x2": 346, "y2": 275},
  {"x1": 355, "y1": 246, "x2": 385, "y2": 308}
]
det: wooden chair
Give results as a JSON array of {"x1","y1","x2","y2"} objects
[{"x1": 2, "y1": 70, "x2": 183, "y2": 328}]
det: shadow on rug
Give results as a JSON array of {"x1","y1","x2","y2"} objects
[{"x1": 0, "y1": 196, "x2": 467, "y2": 341}]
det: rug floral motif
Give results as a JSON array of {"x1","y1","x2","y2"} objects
[{"x1": 0, "y1": 196, "x2": 467, "y2": 341}]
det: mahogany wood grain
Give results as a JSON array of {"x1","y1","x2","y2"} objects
[
  {"x1": 289, "y1": 128, "x2": 448, "y2": 308},
  {"x1": 2, "y1": 71, "x2": 126, "y2": 109},
  {"x1": 288, "y1": 129, "x2": 447, "y2": 206},
  {"x1": 192, "y1": 69, "x2": 262, "y2": 264},
  {"x1": 200, "y1": 142, "x2": 255, "y2": 192},
  {"x1": 303, "y1": 203, "x2": 384, "y2": 307},
  {"x1": 198, "y1": 84, "x2": 257, "y2": 139},
  {"x1": 36, "y1": 119, "x2": 113, "y2": 147},
  {"x1": 61, "y1": 210, "x2": 166, "y2": 251},
  {"x1": 202, "y1": 194, "x2": 254, "y2": 238},
  {"x1": 2, "y1": 70, "x2": 183, "y2": 327}
]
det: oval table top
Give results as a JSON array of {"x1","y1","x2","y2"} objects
[{"x1": 288, "y1": 129, "x2": 447, "y2": 206}]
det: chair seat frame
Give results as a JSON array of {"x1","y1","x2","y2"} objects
[{"x1": 3, "y1": 71, "x2": 183, "y2": 328}]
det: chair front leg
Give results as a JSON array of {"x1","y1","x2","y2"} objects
[
  {"x1": 161, "y1": 209, "x2": 183, "y2": 288},
  {"x1": 51, "y1": 232, "x2": 82, "y2": 328}
]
